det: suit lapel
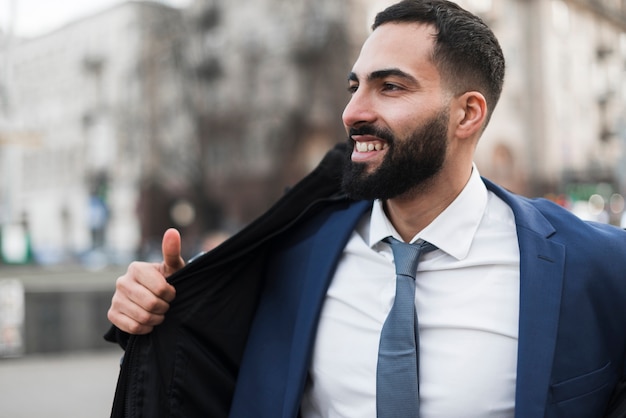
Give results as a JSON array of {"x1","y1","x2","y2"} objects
[
  {"x1": 281, "y1": 200, "x2": 372, "y2": 416},
  {"x1": 485, "y1": 179, "x2": 565, "y2": 417},
  {"x1": 515, "y1": 225, "x2": 565, "y2": 416}
]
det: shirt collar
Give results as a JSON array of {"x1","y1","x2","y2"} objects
[{"x1": 369, "y1": 165, "x2": 488, "y2": 260}]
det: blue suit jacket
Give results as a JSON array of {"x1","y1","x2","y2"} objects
[{"x1": 230, "y1": 178, "x2": 626, "y2": 418}]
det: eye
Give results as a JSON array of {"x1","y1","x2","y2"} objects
[
  {"x1": 347, "y1": 84, "x2": 359, "y2": 94},
  {"x1": 382, "y1": 82, "x2": 402, "y2": 92}
]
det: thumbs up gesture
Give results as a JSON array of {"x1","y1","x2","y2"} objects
[{"x1": 108, "y1": 228, "x2": 183, "y2": 334}]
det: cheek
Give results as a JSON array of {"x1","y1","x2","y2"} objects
[
  {"x1": 391, "y1": 115, "x2": 425, "y2": 140},
  {"x1": 395, "y1": 102, "x2": 440, "y2": 129}
]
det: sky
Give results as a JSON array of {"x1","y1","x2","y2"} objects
[{"x1": 1, "y1": 0, "x2": 192, "y2": 38}]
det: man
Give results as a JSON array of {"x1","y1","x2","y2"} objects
[{"x1": 106, "y1": 1, "x2": 626, "y2": 417}]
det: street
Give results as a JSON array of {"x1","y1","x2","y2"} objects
[{"x1": 0, "y1": 348, "x2": 122, "y2": 418}]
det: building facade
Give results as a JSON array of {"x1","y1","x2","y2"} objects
[
  {"x1": 0, "y1": 2, "x2": 194, "y2": 263},
  {"x1": 482, "y1": 0, "x2": 625, "y2": 191},
  {"x1": 466, "y1": 0, "x2": 626, "y2": 223}
]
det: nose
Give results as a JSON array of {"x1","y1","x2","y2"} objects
[{"x1": 342, "y1": 90, "x2": 376, "y2": 129}]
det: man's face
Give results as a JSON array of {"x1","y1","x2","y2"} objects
[{"x1": 341, "y1": 22, "x2": 452, "y2": 200}]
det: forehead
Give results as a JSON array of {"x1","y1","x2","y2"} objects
[{"x1": 351, "y1": 22, "x2": 439, "y2": 81}]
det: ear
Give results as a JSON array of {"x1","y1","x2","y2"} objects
[{"x1": 453, "y1": 92, "x2": 487, "y2": 140}]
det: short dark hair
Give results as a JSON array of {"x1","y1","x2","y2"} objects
[{"x1": 373, "y1": 0, "x2": 505, "y2": 124}]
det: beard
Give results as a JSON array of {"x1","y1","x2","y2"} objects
[{"x1": 341, "y1": 109, "x2": 449, "y2": 201}]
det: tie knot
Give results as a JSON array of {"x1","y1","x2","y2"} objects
[{"x1": 384, "y1": 237, "x2": 437, "y2": 279}]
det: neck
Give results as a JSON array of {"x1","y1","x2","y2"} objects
[{"x1": 384, "y1": 166, "x2": 472, "y2": 242}]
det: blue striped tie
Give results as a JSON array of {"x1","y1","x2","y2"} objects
[{"x1": 377, "y1": 237, "x2": 438, "y2": 418}]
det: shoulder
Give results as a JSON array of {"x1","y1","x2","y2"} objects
[{"x1": 482, "y1": 177, "x2": 626, "y2": 244}]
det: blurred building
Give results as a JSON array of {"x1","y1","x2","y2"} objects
[
  {"x1": 0, "y1": 1, "x2": 195, "y2": 263},
  {"x1": 0, "y1": 0, "x2": 625, "y2": 265},
  {"x1": 460, "y1": 0, "x2": 626, "y2": 217},
  {"x1": 182, "y1": 0, "x2": 354, "y2": 227}
]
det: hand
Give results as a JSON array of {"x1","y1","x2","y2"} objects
[{"x1": 107, "y1": 228, "x2": 183, "y2": 334}]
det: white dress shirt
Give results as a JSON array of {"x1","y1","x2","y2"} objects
[{"x1": 301, "y1": 166, "x2": 520, "y2": 417}]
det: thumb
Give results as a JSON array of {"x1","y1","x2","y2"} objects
[{"x1": 161, "y1": 228, "x2": 185, "y2": 276}]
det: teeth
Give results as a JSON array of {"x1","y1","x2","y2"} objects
[{"x1": 356, "y1": 141, "x2": 387, "y2": 152}]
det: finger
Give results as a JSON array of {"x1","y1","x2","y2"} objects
[
  {"x1": 109, "y1": 280, "x2": 169, "y2": 333},
  {"x1": 125, "y1": 262, "x2": 176, "y2": 306},
  {"x1": 108, "y1": 293, "x2": 163, "y2": 335},
  {"x1": 161, "y1": 228, "x2": 185, "y2": 276},
  {"x1": 107, "y1": 308, "x2": 156, "y2": 335}
]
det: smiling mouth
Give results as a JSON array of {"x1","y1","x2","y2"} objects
[{"x1": 355, "y1": 141, "x2": 388, "y2": 152}]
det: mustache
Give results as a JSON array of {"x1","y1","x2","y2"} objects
[{"x1": 348, "y1": 125, "x2": 394, "y2": 143}]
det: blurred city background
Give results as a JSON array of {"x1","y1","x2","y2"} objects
[{"x1": 0, "y1": 0, "x2": 625, "y2": 416}]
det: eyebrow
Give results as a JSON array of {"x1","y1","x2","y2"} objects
[{"x1": 348, "y1": 68, "x2": 419, "y2": 85}]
